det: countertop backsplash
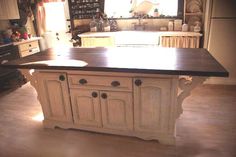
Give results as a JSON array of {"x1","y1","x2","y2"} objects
[{"x1": 74, "y1": 18, "x2": 176, "y2": 31}]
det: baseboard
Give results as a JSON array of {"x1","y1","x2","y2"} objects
[{"x1": 204, "y1": 77, "x2": 236, "y2": 85}]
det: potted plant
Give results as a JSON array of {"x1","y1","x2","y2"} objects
[{"x1": 154, "y1": 8, "x2": 159, "y2": 17}]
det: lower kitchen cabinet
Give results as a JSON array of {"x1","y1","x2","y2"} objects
[
  {"x1": 100, "y1": 91, "x2": 133, "y2": 131},
  {"x1": 34, "y1": 71, "x2": 178, "y2": 144},
  {"x1": 70, "y1": 89, "x2": 133, "y2": 131},
  {"x1": 81, "y1": 37, "x2": 115, "y2": 47},
  {"x1": 70, "y1": 89, "x2": 102, "y2": 128},
  {"x1": 133, "y1": 78, "x2": 172, "y2": 133},
  {"x1": 37, "y1": 72, "x2": 73, "y2": 123},
  {"x1": 16, "y1": 39, "x2": 40, "y2": 57}
]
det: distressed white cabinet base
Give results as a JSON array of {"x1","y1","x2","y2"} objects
[{"x1": 21, "y1": 70, "x2": 206, "y2": 145}]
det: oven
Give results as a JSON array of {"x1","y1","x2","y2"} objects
[{"x1": 0, "y1": 44, "x2": 22, "y2": 90}]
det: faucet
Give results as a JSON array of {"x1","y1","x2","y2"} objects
[{"x1": 133, "y1": 13, "x2": 148, "y2": 31}]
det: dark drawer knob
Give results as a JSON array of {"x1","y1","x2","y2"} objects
[
  {"x1": 29, "y1": 44, "x2": 32, "y2": 47},
  {"x1": 135, "y1": 79, "x2": 142, "y2": 86},
  {"x1": 101, "y1": 93, "x2": 107, "y2": 99},
  {"x1": 111, "y1": 81, "x2": 120, "y2": 87},
  {"x1": 79, "y1": 79, "x2": 87, "y2": 85},
  {"x1": 59, "y1": 75, "x2": 65, "y2": 81},
  {"x1": 92, "y1": 92, "x2": 98, "y2": 98},
  {"x1": 29, "y1": 49, "x2": 32, "y2": 53}
]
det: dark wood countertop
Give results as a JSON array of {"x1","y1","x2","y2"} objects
[{"x1": 1, "y1": 47, "x2": 228, "y2": 77}]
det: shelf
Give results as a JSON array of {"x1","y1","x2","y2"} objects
[{"x1": 69, "y1": 0, "x2": 104, "y2": 19}]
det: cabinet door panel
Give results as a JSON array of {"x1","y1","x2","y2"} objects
[
  {"x1": 81, "y1": 37, "x2": 114, "y2": 47},
  {"x1": 134, "y1": 78, "x2": 171, "y2": 133},
  {"x1": 6, "y1": 0, "x2": 20, "y2": 19},
  {"x1": 70, "y1": 89, "x2": 102, "y2": 127},
  {"x1": 101, "y1": 91, "x2": 133, "y2": 131},
  {"x1": 37, "y1": 73, "x2": 72, "y2": 122},
  {"x1": 0, "y1": 0, "x2": 19, "y2": 19},
  {"x1": 0, "y1": 1, "x2": 7, "y2": 19}
]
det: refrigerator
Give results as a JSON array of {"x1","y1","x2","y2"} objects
[{"x1": 206, "y1": 0, "x2": 236, "y2": 84}]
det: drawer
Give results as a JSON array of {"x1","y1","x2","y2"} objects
[
  {"x1": 68, "y1": 75, "x2": 132, "y2": 91},
  {"x1": 20, "y1": 47, "x2": 40, "y2": 57},
  {"x1": 18, "y1": 41, "x2": 39, "y2": 52}
]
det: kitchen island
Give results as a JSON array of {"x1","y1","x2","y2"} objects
[{"x1": 1, "y1": 47, "x2": 228, "y2": 145}]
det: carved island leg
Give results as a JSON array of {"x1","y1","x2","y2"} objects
[
  {"x1": 20, "y1": 69, "x2": 38, "y2": 90},
  {"x1": 176, "y1": 76, "x2": 207, "y2": 118},
  {"x1": 20, "y1": 69, "x2": 53, "y2": 127}
]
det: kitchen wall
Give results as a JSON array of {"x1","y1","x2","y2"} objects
[{"x1": 74, "y1": 18, "x2": 172, "y2": 31}]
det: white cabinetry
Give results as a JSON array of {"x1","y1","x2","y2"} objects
[
  {"x1": 16, "y1": 40, "x2": 40, "y2": 57},
  {"x1": 70, "y1": 89, "x2": 102, "y2": 128},
  {"x1": 68, "y1": 74, "x2": 133, "y2": 132},
  {"x1": 81, "y1": 37, "x2": 115, "y2": 47},
  {"x1": 101, "y1": 91, "x2": 133, "y2": 131},
  {"x1": 36, "y1": 72, "x2": 73, "y2": 124},
  {"x1": 33, "y1": 71, "x2": 180, "y2": 144},
  {"x1": 0, "y1": 0, "x2": 20, "y2": 19},
  {"x1": 134, "y1": 78, "x2": 173, "y2": 134}
]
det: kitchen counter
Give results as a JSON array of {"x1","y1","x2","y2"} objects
[
  {"x1": 12, "y1": 37, "x2": 42, "y2": 46},
  {"x1": 79, "y1": 31, "x2": 202, "y2": 37},
  {"x1": 2, "y1": 47, "x2": 228, "y2": 77},
  {"x1": 0, "y1": 47, "x2": 228, "y2": 145},
  {"x1": 0, "y1": 37, "x2": 41, "y2": 48}
]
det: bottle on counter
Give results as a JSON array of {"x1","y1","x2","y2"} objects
[
  {"x1": 109, "y1": 18, "x2": 118, "y2": 32},
  {"x1": 182, "y1": 23, "x2": 188, "y2": 32},
  {"x1": 90, "y1": 16, "x2": 97, "y2": 32},
  {"x1": 168, "y1": 20, "x2": 174, "y2": 31},
  {"x1": 97, "y1": 17, "x2": 104, "y2": 32},
  {"x1": 103, "y1": 14, "x2": 111, "y2": 32},
  {"x1": 194, "y1": 21, "x2": 201, "y2": 32}
]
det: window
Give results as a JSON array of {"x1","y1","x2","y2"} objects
[
  {"x1": 44, "y1": 2, "x2": 66, "y2": 31},
  {"x1": 105, "y1": 0, "x2": 181, "y2": 18}
]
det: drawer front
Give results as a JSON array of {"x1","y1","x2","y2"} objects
[
  {"x1": 18, "y1": 41, "x2": 39, "y2": 52},
  {"x1": 20, "y1": 47, "x2": 40, "y2": 57},
  {"x1": 68, "y1": 75, "x2": 132, "y2": 91}
]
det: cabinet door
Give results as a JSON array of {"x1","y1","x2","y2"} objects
[
  {"x1": 70, "y1": 89, "x2": 102, "y2": 127},
  {"x1": 100, "y1": 91, "x2": 133, "y2": 131},
  {"x1": 37, "y1": 72, "x2": 73, "y2": 122},
  {"x1": 0, "y1": 1, "x2": 7, "y2": 19},
  {"x1": 81, "y1": 37, "x2": 114, "y2": 47},
  {"x1": 0, "y1": 0, "x2": 19, "y2": 19},
  {"x1": 133, "y1": 78, "x2": 172, "y2": 133},
  {"x1": 5, "y1": 0, "x2": 20, "y2": 19}
]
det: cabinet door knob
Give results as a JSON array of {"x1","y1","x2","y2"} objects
[
  {"x1": 101, "y1": 93, "x2": 107, "y2": 99},
  {"x1": 111, "y1": 81, "x2": 120, "y2": 87},
  {"x1": 29, "y1": 44, "x2": 32, "y2": 47},
  {"x1": 79, "y1": 79, "x2": 87, "y2": 85},
  {"x1": 135, "y1": 79, "x2": 142, "y2": 86},
  {"x1": 92, "y1": 92, "x2": 98, "y2": 98},
  {"x1": 59, "y1": 75, "x2": 65, "y2": 81}
]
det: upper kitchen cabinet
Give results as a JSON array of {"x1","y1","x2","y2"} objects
[{"x1": 0, "y1": 0, "x2": 20, "y2": 20}]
